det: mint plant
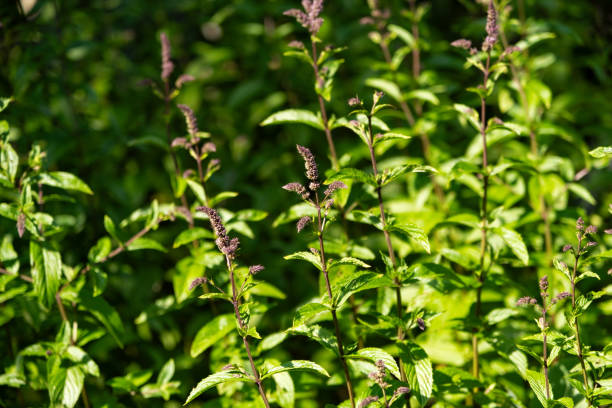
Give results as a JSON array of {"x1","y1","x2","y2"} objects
[{"x1": 1, "y1": 1, "x2": 610, "y2": 408}]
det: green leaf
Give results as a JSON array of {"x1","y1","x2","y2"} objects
[
  {"x1": 78, "y1": 288, "x2": 125, "y2": 347},
  {"x1": 346, "y1": 347, "x2": 400, "y2": 379},
  {"x1": 365, "y1": 78, "x2": 402, "y2": 102},
  {"x1": 388, "y1": 24, "x2": 415, "y2": 47},
  {"x1": 48, "y1": 355, "x2": 85, "y2": 408},
  {"x1": 248, "y1": 281, "x2": 286, "y2": 299},
  {"x1": 568, "y1": 183, "x2": 596, "y2": 205},
  {"x1": 387, "y1": 223, "x2": 430, "y2": 253},
  {"x1": 38, "y1": 172, "x2": 93, "y2": 195},
  {"x1": 88, "y1": 237, "x2": 112, "y2": 263},
  {"x1": 453, "y1": 103, "x2": 480, "y2": 131},
  {"x1": 208, "y1": 191, "x2": 238, "y2": 207},
  {"x1": 526, "y1": 369, "x2": 551, "y2": 406},
  {"x1": 589, "y1": 146, "x2": 612, "y2": 159},
  {"x1": 186, "y1": 179, "x2": 207, "y2": 205},
  {"x1": 103, "y1": 215, "x2": 119, "y2": 242},
  {"x1": 286, "y1": 324, "x2": 338, "y2": 355},
  {"x1": 328, "y1": 257, "x2": 371, "y2": 270},
  {"x1": 199, "y1": 292, "x2": 233, "y2": 302},
  {"x1": 127, "y1": 238, "x2": 167, "y2": 252},
  {"x1": 30, "y1": 240, "x2": 62, "y2": 307},
  {"x1": 173, "y1": 227, "x2": 214, "y2": 248},
  {"x1": 284, "y1": 251, "x2": 322, "y2": 270},
  {"x1": 379, "y1": 164, "x2": 437, "y2": 186},
  {"x1": 399, "y1": 342, "x2": 433, "y2": 407},
  {"x1": 1, "y1": 142, "x2": 18, "y2": 184},
  {"x1": 185, "y1": 370, "x2": 253, "y2": 404},
  {"x1": 326, "y1": 168, "x2": 377, "y2": 187},
  {"x1": 497, "y1": 227, "x2": 529, "y2": 265},
  {"x1": 157, "y1": 359, "x2": 175, "y2": 385},
  {"x1": 293, "y1": 303, "x2": 331, "y2": 326},
  {"x1": 260, "y1": 109, "x2": 323, "y2": 130},
  {"x1": 190, "y1": 314, "x2": 235, "y2": 358},
  {"x1": 330, "y1": 271, "x2": 392, "y2": 308},
  {"x1": 261, "y1": 360, "x2": 330, "y2": 380},
  {"x1": 405, "y1": 90, "x2": 439, "y2": 105},
  {"x1": 64, "y1": 346, "x2": 100, "y2": 377},
  {"x1": 271, "y1": 365, "x2": 294, "y2": 408},
  {"x1": 486, "y1": 308, "x2": 519, "y2": 325},
  {"x1": 0, "y1": 97, "x2": 12, "y2": 112},
  {"x1": 553, "y1": 257, "x2": 571, "y2": 281},
  {"x1": 0, "y1": 373, "x2": 25, "y2": 387},
  {"x1": 373, "y1": 131, "x2": 412, "y2": 146}
]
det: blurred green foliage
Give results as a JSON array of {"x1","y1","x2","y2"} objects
[{"x1": 0, "y1": 0, "x2": 610, "y2": 407}]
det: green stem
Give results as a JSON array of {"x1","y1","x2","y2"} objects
[
  {"x1": 366, "y1": 116, "x2": 408, "y2": 386},
  {"x1": 315, "y1": 191, "x2": 355, "y2": 408}
]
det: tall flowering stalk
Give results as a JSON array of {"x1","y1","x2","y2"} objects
[
  {"x1": 517, "y1": 276, "x2": 569, "y2": 400},
  {"x1": 452, "y1": 0, "x2": 498, "y2": 381},
  {"x1": 142, "y1": 33, "x2": 196, "y2": 225},
  {"x1": 556, "y1": 218, "x2": 601, "y2": 406},
  {"x1": 348, "y1": 93, "x2": 409, "y2": 384},
  {"x1": 284, "y1": 1, "x2": 340, "y2": 169},
  {"x1": 283, "y1": 145, "x2": 355, "y2": 407},
  {"x1": 192, "y1": 206, "x2": 271, "y2": 408}
]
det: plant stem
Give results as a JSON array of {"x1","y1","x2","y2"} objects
[
  {"x1": 315, "y1": 191, "x2": 355, "y2": 408},
  {"x1": 473, "y1": 51, "x2": 492, "y2": 383},
  {"x1": 226, "y1": 255, "x2": 270, "y2": 408},
  {"x1": 571, "y1": 242, "x2": 591, "y2": 406},
  {"x1": 311, "y1": 40, "x2": 339, "y2": 170},
  {"x1": 366, "y1": 116, "x2": 408, "y2": 385},
  {"x1": 542, "y1": 302, "x2": 550, "y2": 399}
]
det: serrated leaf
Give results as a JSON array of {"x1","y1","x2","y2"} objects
[
  {"x1": 185, "y1": 370, "x2": 252, "y2": 404},
  {"x1": 293, "y1": 303, "x2": 331, "y2": 326},
  {"x1": 526, "y1": 369, "x2": 551, "y2": 406},
  {"x1": 261, "y1": 360, "x2": 329, "y2": 380},
  {"x1": 400, "y1": 342, "x2": 433, "y2": 407},
  {"x1": 286, "y1": 324, "x2": 338, "y2": 355},
  {"x1": 346, "y1": 347, "x2": 400, "y2": 379},
  {"x1": 284, "y1": 251, "x2": 322, "y2": 270},
  {"x1": 330, "y1": 271, "x2": 392, "y2": 308},
  {"x1": 39, "y1": 172, "x2": 93, "y2": 194},
  {"x1": 387, "y1": 223, "x2": 430, "y2": 253},
  {"x1": 30, "y1": 240, "x2": 62, "y2": 307},
  {"x1": 260, "y1": 109, "x2": 323, "y2": 130},
  {"x1": 326, "y1": 168, "x2": 377, "y2": 187},
  {"x1": 190, "y1": 314, "x2": 235, "y2": 358},
  {"x1": 588, "y1": 146, "x2": 612, "y2": 159}
]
